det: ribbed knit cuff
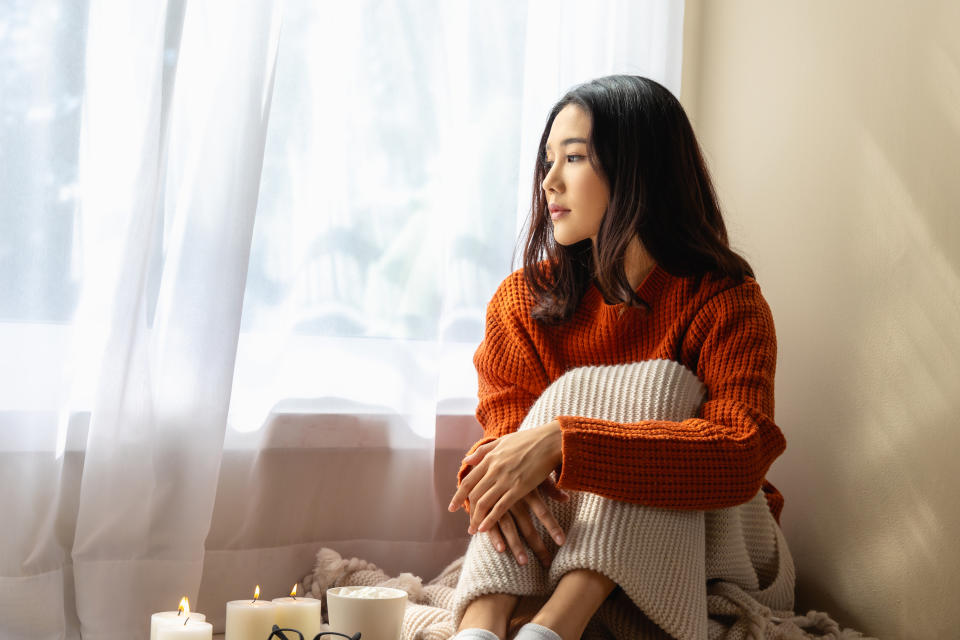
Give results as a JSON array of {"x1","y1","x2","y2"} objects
[
  {"x1": 514, "y1": 623, "x2": 561, "y2": 640},
  {"x1": 450, "y1": 629, "x2": 500, "y2": 640}
]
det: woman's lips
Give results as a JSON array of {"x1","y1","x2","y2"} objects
[{"x1": 550, "y1": 208, "x2": 570, "y2": 221}]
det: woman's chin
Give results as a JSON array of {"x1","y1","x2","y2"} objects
[{"x1": 552, "y1": 229, "x2": 581, "y2": 246}]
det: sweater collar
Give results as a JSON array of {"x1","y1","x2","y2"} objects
[
  {"x1": 634, "y1": 263, "x2": 671, "y2": 306},
  {"x1": 587, "y1": 263, "x2": 671, "y2": 311}
]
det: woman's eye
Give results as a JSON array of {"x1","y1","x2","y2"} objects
[{"x1": 542, "y1": 155, "x2": 584, "y2": 170}]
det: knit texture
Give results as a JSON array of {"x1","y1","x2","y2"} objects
[
  {"x1": 452, "y1": 359, "x2": 796, "y2": 640},
  {"x1": 459, "y1": 266, "x2": 787, "y2": 517},
  {"x1": 303, "y1": 545, "x2": 873, "y2": 640}
]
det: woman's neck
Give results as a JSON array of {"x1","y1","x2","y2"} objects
[{"x1": 624, "y1": 236, "x2": 655, "y2": 290}]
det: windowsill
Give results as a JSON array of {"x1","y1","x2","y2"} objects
[
  {"x1": 223, "y1": 407, "x2": 483, "y2": 451},
  {"x1": 0, "y1": 407, "x2": 483, "y2": 454},
  {"x1": 0, "y1": 321, "x2": 484, "y2": 453}
]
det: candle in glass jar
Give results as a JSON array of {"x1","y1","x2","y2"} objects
[
  {"x1": 272, "y1": 584, "x2": 322, "y2": 639},
  {"x1": 225, "y1": 585, "x2": 276, "y2": 640}
]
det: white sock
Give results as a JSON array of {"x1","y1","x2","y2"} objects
[
  {"x1": 513, "y1": 623, "x2": 562, "y2": 640},
  {"x1": 450, "y1": 629, "x2": 500, "y2": 640}
]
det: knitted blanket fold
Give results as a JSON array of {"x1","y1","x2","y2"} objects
[{"x1": 302, "y1": 360, "x2": 874, "y2": 640}]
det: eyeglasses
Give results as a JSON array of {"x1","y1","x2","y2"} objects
[{"x1": 267, "y1": 625, "x2": 361, "y2": 640}]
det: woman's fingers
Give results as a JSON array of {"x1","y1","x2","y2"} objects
[
  {"x1": 485, "y1": 523, "x2": 506, "y2": 553},
  {"x1": 448, "y1": 443, "x2": 497, "y2": 512},
  {"x1": 448, "y1": 467, "x2": 478, "y2": 513},
  {"x1": 467, "y1": 472, "x2": 508, "y2": 533},
  {"x1": 526, "y1": 491, "x2": 566, "y2": 546},
  {"x1": 474, "y1": 485, "x2": 523, "y2": 534},
  {"x1": 510, "y1": 504, "x2": 552, "y2": 568},
  {"x1": 449, "y1": 452, "x2": 494, "y2": 513},
  {"x1": 496, "y1": 513, "x2": 528, "y2": 565},
  {"x1": 461, "y1": 441, "x2": 495, "y2": 466}
]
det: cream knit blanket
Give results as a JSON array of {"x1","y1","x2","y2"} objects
[{"x1": 303, "y1": 360, "x2": 873, "y2": 640}]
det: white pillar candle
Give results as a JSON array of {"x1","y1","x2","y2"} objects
[
  {"x1": 271, "y1": 596, "x2": 322, "y2": 639},
  {"x1": 225, "y1": 588, "x2": 276, "y2": 640},
  {"x1": 156, "y1": 618, "x2": 213, "y2": 640},
  {"x1": 151, "y1": 600, "x2": 206, "y2": 640}
]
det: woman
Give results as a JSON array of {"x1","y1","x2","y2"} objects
[{"x1": 447, "y1": 75, "x2": 789, "y2": 640}]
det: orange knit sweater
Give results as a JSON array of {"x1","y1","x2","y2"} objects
[{"x1": 459, "y1": 264, "x2": 786, "y2": 520}]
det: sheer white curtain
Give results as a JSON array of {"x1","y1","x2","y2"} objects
[
  {"x1": 0, "y1": 0, "x2": 682, "y2": 637},
  {"x1": 0, "y1": 0, "x2": 281, "y2": 638}
]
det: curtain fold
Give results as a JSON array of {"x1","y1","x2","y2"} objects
[
  {"x1": 69, "y1": 3, "x2": 283, "y2": 637},
  {"x1": 0, "y1": 1, "x2": 282, "y2": 638}
]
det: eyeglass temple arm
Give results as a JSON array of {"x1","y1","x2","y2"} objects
[{"x1": 269, "y1": 625, "x2": 361, "y2": 640}]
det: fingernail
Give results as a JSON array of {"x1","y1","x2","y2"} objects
[
  {"x1": 518, "y1": 554, "x2": 527, "y2": 565},
  {"x1": 468, "y1": 526, "x2": 476, "y2": 535},
  {"x1": 496, "y1": 543, "x2": 504, "y2": 552},
  {"x1": 554, "y1": 533, "x2": 565, "y2": 545},
  {"x1": 448, "y1": 502, "x2": 455, "y2": 511}
]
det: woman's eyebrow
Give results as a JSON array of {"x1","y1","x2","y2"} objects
[{"x1": 545, "y1": 137, "x2": 589, "y2": 151}]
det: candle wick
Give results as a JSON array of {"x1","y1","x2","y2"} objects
[{"x1": 183, "y1": 617, "x2": 190, "y2": 626}]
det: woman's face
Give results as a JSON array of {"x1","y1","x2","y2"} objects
[{"x1": 541, "y1": 104, "x2": 610, "y2": 246}]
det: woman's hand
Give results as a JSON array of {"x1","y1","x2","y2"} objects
[
  {"x1": 448, "y1": 420, "x2": 564, "y2": 536},
  {"x1": 486, "y1": 482, "x2": 569, "y2": 567}
]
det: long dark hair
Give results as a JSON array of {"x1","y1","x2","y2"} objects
[{"x1": 520, "y1": 75, "x2": 754, "y2": 324}]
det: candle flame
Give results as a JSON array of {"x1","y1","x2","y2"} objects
[
  {"x1": 178, "y1": 597, "x2": 188, "y2": 615},
  {"x1": 253, "y1": 585, "x2": 261, "y2": 602},
  {"x1": 290, "y1": 584, "x2": 298, "y2": 598}
]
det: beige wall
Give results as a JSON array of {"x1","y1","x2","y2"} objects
[{"x1": 681, "y1": 1, "x2": 960, "y2": 637}]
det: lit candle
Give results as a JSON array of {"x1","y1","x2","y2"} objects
[
  {"x1": 272, "y1": 584, "x2": 322, "y2": 639},
  {"x1": 151, "y1": 598, "x2": 207, "y2": 640},
  {"x1": 156, "y1": 600, "x2": 212, "y2": 640},
  {"x1": 225, "y1": 585, "x2": 276, "y2": 640}
]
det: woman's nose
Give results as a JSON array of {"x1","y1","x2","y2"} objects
[{"x1": 542, "y1": 166, "x2": 561, "y2": 194}]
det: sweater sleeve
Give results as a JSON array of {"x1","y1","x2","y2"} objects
[
  {"x1": 555, "y1": 282, "x2": 786, "y2": 510},
  {"x1": 456, "y1": 275, "x2": 550, "y2": 486}
]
